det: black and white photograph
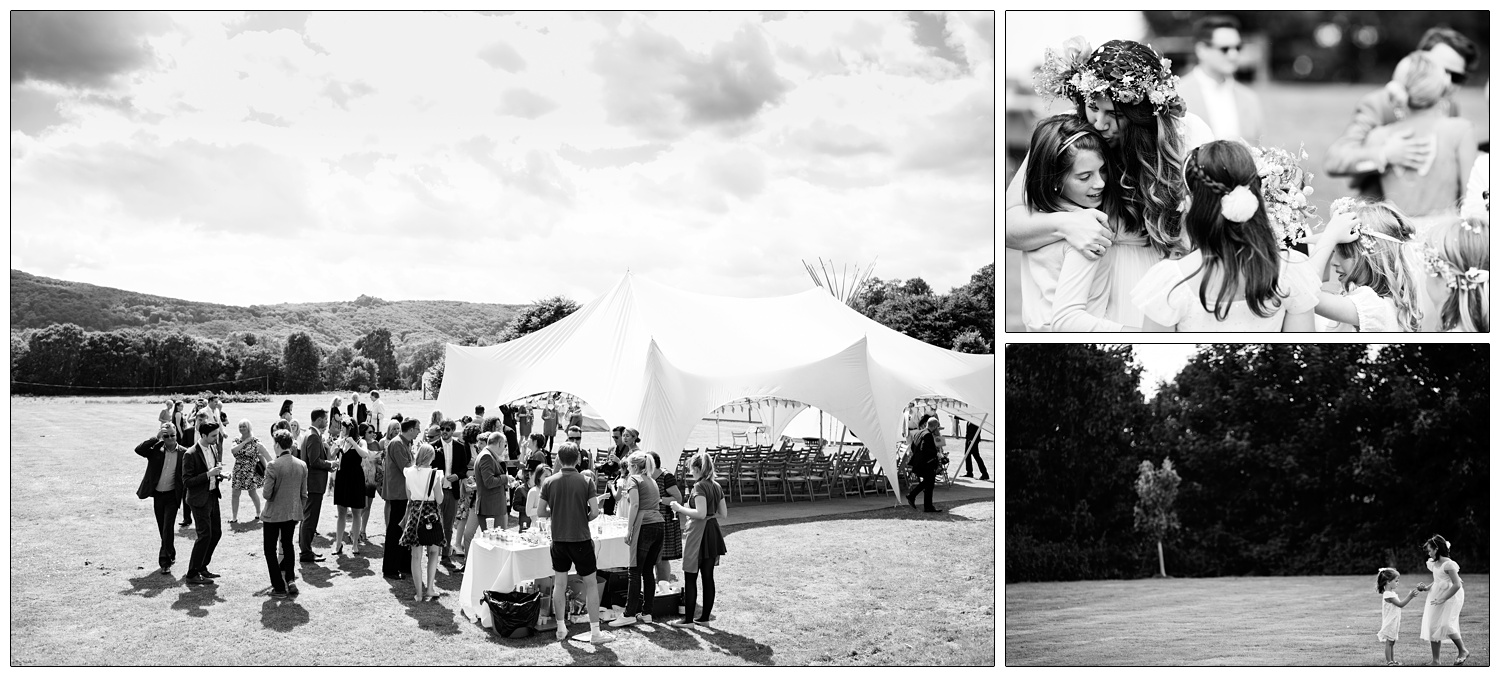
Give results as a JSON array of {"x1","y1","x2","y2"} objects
[
  {"x1": 1003, "y1": 11, "x2": 1489, "y2": 332},
  {"x1": 1005, "y1": 343, "x2": 1489, "y2": 666},
  {"x1": 8, "y1": 11, "x2": 998, "y2": 666}
]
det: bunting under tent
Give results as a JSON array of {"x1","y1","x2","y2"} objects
[{"x1": 435, "y1": 273, "x2": 995, "y2": 494}]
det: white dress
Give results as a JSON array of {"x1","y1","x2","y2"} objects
[
  {"x1": 1324, "y1": 286, "x2": 1402, "y2": 333},
  {"x1": 1131, "y1": 249, "x2": 1321, "y2": 331},
  {"x1": 1008, "y1": 112, "x2": 1214, "y2": 331},
  {"x1": 1420, "y1": 559, "x2": 1465, "y2": 641},
  {"x1": 1378, "y1": 590, "x2": 1402, "y2": 641}
]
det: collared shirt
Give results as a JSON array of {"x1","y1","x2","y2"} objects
[
  {"x1": 441, "y1": 438, "x2": 454, "y2": 489},
  {"x1": 1191, "y1": 67, "x2": 1240, "y2": 142},
  {"x1": 155, "y1": 446, "x2": 179, "y2": 492}
]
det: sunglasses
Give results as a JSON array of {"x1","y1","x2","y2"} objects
[
  {"x1": 1214, "y1": 45, "x2": 1241, "y2": 54},
  {"x1": 1448, "y1": 70, "x2": 1468, "y2": 85}
]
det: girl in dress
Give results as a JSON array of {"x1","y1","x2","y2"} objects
[
  {"x1": 1009, "y1": 38, "x2": 1214, "y2": 329},
  {"x1": 332, "y1": 419, "x2": 368, "y2": 557},
  {"x1": 1365, "y1": 51, "x2": 1476, "y2": 235},
  {"x1": 228, "y1": 419, "x2": 272, "y2": 523},
  {"x1": 1013, "y1": 114, "x2": 1118, "y2": 331},
  {"x1": 1419, "y1": 534, "x2": 1469, "y2": 665},
  {"x1": 668, "y1": 451, "x2": 728, "y2": 627},
  {"x1": 359, "y1": 423, "x2": 382, "y2": 544},
  {"x1": 1306, "y1": 198, "x2": 1425, "y2": 332},
  {"x1": 1132, "y1": 140, "x2": 1320, "y2": 331},
  {"x1": 402, "y1": 442, "x2": 444, "y2": 602},
  {"x1": 1419, "y1": 215, "x2": 1489, "y2": 332},
  {"x1": 1375, "y1": 567, "x2": 1425, "y2": 666}
]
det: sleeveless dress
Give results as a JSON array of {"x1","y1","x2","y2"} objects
[
  {"x1": 230, "y1": 438, "x2": 266, "y2": 490},
  {"x1": 333, "y1": 447, "x2": 367, "y2": 508},
  {"x1": 1131, "y1": 249, "x2": 1321, "y2": 331},
  {"x1": 1420, "y1": 558, "x2": 1465, "y2": 641},
  {"x1": 400, "y1": 467, "x2": 444, "y2": 547},
  {"x1": 680, "y1": 480, "x2": 727, "y2": 574},
  {"x1": 1377, "y1": 590, "x2": 1403, "y2": 641},
  {"x1": 655, "y1": 472, "x2": 683, "y2": 561}
]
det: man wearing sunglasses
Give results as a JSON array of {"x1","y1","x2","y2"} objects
[
  {"x1": 1178, "y1": 15, "x2": 1264, "y2": 146},
  {"x1": 1326, "y1": 26, "x2": 1479, "y2": 200}
]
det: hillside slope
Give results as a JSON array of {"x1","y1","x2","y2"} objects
[{"x1": 10, "y1": 269, "x2": 522, "y2": 348}]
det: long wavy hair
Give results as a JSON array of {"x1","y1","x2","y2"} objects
[
  {"x1": 1333, "y1": 200, "x2": 1423, "y2": 332},
  {"x1": 1176, "y1": 141, "x2": 1285, "y2": 320},
  {"x1": 1072, "y1": 40, "x2": 1187, "y2": 258},
  {"x1": 1023, "y1": 114, "x2": 1116, "y2": 218},
  {"x1": 1428, "y1": 215, "x2": 1489, "y2": 332}
]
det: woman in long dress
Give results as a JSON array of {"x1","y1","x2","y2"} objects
[
  {"x1": 1007, "y1": 37, "x2": 1215, "y2": 330},
  {"x1": 1419, "y1": 534, "x2": 1469, "y2": 665}
]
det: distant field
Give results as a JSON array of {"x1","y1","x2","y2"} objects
[
  {"x1": 1006, "y1": 575, "x2": 1489, "y2": 666},
  {"x1": 1003, "y1": 82, "x2": 1491, "y2": 332}
]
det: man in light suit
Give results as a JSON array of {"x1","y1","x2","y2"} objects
[
  {"x1": 135, "y1": 422, "x2": 187, "y2": 574},
  {"x1": 348, "y1": 393, "x2": 368, "y2": 429},
  {"x1": 183, "y1": 421, "x2": 227, "y2": 584},
  {"x1": 1325, "y1": 27, "x2": 1479, "y2": 199},
  {"x1": 261, "y1": 429, "x2": 308, "y2": 597},
  {"x1": 1176, "y1": 15, "x2": 1263, "y2": 147},
  {"x1": 295, "y1": 408, "x2": 336, "y2": 563},
  {"x1": 431, "y1": 420, "x2": 470, "y2": 570}
]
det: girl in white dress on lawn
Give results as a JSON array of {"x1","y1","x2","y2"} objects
[
  {"x1": 1007, "y1": 37, "x2": 1215, "y2": 330},
  {"x1": 1419, "y1": 534, "x2": 1469, "y2": 666},
  {"x1": 1304, "y1": 198, "x2": 1425, "y2": 332},
  {"x1": 1132, "y1": 140, "x2": 1319, "y2": 331},
  {"x1": 1374, "y1": 567, "x2": 1425, "y2": 666}
]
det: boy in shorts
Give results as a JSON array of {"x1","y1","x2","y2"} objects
[{"x1": 539, "y1": 441, "x2": 614, "y2": 644}]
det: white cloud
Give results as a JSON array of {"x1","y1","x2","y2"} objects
[{"x1": 11, "y1": 11, "x2": 996, "y2": 309}]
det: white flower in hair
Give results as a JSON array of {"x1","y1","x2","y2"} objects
[{"x1": 1219, "y1": 185, "x2": 1259, "y2": 223}]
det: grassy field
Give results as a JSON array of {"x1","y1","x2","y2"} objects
[
  {"x1": 8, "y1": 394, "x2": 995, "y2": 666},
  {"x1": 1006, "y1": 575, "x2": 1489, "y2": 666},
  {"x1": 1003, "y1": 82, "x2": 1491, "y2": 331}
]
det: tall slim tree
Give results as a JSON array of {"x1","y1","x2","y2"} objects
[
  {"x1": 354, "y1": 328, "x2": 400, "y2": 389},
  {"x1": 283, "y1": 332, "x2": 321, "y2": 393},
  {"x1": 1134, "y1": 458, "x2": 1182, "y2": 578}
]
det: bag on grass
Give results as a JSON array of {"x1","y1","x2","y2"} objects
[{"x1": 484, "y1": 589, "x2": 540, "y2": 639}]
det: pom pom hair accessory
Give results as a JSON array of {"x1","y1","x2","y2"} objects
[{"x1": 1219, "y1": 185, "x2": 1259, "y2": 223}]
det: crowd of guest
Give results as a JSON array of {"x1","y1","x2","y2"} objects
[{"x1": 132, "y1": 392, "x2": 721, "y2": 641}]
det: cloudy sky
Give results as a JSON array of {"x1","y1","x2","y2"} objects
[{"x1": 10, "y1": 11, "x2": 995, "y2": 307}]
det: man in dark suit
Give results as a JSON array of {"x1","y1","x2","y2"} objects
[
  {"x1": 905, "y1": 416, "x2": 944, "y2": 513},
  {"x1": 431, "y1": 420, "x2": 470, "y2": 569},
  {"x1": 1325, "y1": 27, "x2": 1479, "y2": 199},
  {"x1": 183, "y1": 421, "x2": 227, "y2": 584},
  {"x1": 135, "y1": 422, "x2": 187, "y2": 574},
  {"x1": 383, "y1": 419, "x2": 418, "y2": 579},
  {"x1": 295, "y1": 408, "x2": 336, "y2": 563},
  {"x1": 348, "y1": 393, "x2": 369, "y2": 429}
]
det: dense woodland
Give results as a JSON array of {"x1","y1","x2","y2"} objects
[
  {"x1": 1007, "y1": 344, "x2": 1488, "y2": 581},
  {"x1": 10, "y1": 264, "x2": 994, "y2": 394}
]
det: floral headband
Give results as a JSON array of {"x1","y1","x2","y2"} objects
[
  {"x1": 1033, "y1": 37, "x2": 1186, "y2": 117},
  {"x1": 1330, "y1": 197, "x2": 1406, "y2": 252},
  {"x1": 1418, "y1": 242, "x2": 1490, "y2": 292}
]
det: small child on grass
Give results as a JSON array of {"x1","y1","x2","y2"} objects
[{"x1": 1376, "y1": 566, "x2": 1429, "y2": 666}]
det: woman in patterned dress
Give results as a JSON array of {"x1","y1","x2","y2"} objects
[
  {"x1": 229, "y1": 419, "x2": 273, "y2": 522},
  {"x1": 649, "y1": 452, "x2": 683, "y2": 590}
]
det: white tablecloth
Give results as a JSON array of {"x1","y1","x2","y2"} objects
[{"x1": 458, "y1": 530, "x2": 630, "y2": 628}]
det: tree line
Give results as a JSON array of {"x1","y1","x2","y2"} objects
[{"x1": 1006, "y1": 344, "x2": 1488, "y2": 582}]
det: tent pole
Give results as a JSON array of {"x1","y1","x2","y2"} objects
[{"x1": 951, "y1": 412, "x2": 990, "y2": 481}]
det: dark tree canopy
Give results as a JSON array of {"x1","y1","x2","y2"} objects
[
  {"x1": 282, "y1": 332, "x2": 322, "y2": 394},
  {"x1": 354, "y1": 328, "x2": 400, "y2": 390},
  {"x1": 496, "y1": 296, "x2": 581, "y2": 343}
]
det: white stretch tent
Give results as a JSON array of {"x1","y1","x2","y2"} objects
[{"x1": 436, "y1": 273, "x2": 996, "y2": 495}]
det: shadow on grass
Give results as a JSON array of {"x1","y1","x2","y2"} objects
[
  {"x1": 722, "y1": 497, "x2": 990, "y2": 536},
  {"x1": 171, "y1": 584, "x2": 226, "y2": 617},
  {"x1": 260, "y1": 597, "x2": 310, "y2": 632},
  {"x1": 119, "y1": 570, "x2": 180, "y2": 599},
  {"x1": 334, "y1": 552, "x2": 377, "y2": 579},
  {"x1": 227, "y1": 519, "x2": 262, "y2": 534},
  {"x1": 690, "y1": 624, "x2": 776, "y2": 665},
  {"x1": 298, "y1": 561, "x2": 339, "y2": 589},
  {"x1": 558, "y1": 633, "x2": 622, "y2": 665},
  {"x1": 401, "y1": 583, "x2": 463, "y2": 636}
]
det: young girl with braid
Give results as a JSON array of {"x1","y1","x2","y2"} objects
[{"x1": 1132, "y1": 140, "x2": 1320, "y2": 331}]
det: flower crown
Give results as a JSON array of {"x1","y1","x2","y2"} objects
[
  {"x1": 1418, "y1": 241, "x2": 1490, "y2": 292},
  {"x1": 1033, "y1": 37, "x2": 1186, "y2": 117},
  {"x1": 1331, "y1": 197, "x2": 1406, "y2": 253}
]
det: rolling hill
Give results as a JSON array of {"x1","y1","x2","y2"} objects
[{"x1": 10, "y1": 269, "x2": 523, "y2": 350}]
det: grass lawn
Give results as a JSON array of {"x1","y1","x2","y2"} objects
[
  {"x1": 1006, "y1": 575, "x2": 1488, "y2": 666},
  {"x1": 1003, "y1": 81, "x2": 1491, "y2": 331},
  {"x1": 8, "y1": 394, "x2": 995, "y2": 666}
]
